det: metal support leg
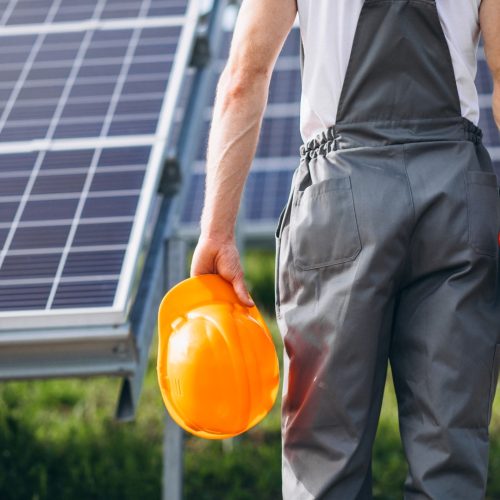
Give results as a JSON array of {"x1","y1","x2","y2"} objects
[
  {"x1": 162, "y1": 236, "x2": 187, "y2": 500},
  {"x1": 163, "y1": 412, "x2": 184, "y2": 500}
]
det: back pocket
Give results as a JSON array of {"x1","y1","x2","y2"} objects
[
  {"x1": 465, "y1": 170, "x2": 499, "y2": 258},
  {"x1": 290, "y1": 176, "x2": 361, "y2": 271}
]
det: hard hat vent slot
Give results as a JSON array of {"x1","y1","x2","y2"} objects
[{"x1": 173, "y1": 378, "x2": 182, "y2": 396}]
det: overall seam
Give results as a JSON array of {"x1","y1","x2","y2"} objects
[
  {"x1": 402, "y1": 144, "x2": 417, "y2": 226},
  {"x1": 398, "y1": 143, "x2": 417, "y2": 289}
]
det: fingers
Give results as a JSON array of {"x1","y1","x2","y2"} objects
[
  {"x1": 213, "y1": 246, "x2": 255, "y2": 307},
  {"x1": 190, "y1": 236, "x2": 256, "y2": 308},
  {"x1": 232, "y1": 272, "x2": 255, "y2": 307}
]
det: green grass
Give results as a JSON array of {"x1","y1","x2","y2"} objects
[{"x1": 0, "y1": 249, "x2": 499, "y2": 499}]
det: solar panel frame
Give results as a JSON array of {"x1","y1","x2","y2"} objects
[{"x1": 0, "y1": 0, "x2": 202, "y2": 330}]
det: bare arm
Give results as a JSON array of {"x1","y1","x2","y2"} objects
[
  {"x1": 480, "y1": 0, "x2": 500, "y2": 128},
  {"x1": 190, "y1": 0, "x2": 297, "y2": 305}
]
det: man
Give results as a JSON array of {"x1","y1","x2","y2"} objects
[{"x1": 190, "y1": 0, "x2": 500, "y2": 498}]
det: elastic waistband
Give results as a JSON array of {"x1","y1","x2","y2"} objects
[{"x1": 299, "y1": 117, "x2": 483, "y2": 161}]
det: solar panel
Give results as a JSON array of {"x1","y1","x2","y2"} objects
[
  {"x1": 0, "y1": 0, "x2": 202, "y2": 329},
  {"x1": 180, "y1": 24, "x2": 500, "y2": 236}
]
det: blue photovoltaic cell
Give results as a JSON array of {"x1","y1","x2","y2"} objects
[
  {"x1": 11, "y1": 225, "x2": 71, "y2": 250},
  {"x1": 80, "y1": 194, "x2": 139, "y2": 218},
  {"x1": 246, "y1": 172, "x2": 267, "y2": 220},
  {"x1": 0, "y1": 151, "x2": 38, "y2": 172},
  {"x1": 268, "y1": 69, "x2": 302, "y2": 104},
  {"x1": 109, "y1": 119, "x2": 158, "y2": 136},
  {"x1": 98, "y1": 145, "x2": 151, "y2": 166},
  {"x1": 0, "y1": 253, "x2": 61, "y2": 279},
  {"x1": 0, "y1": 228, "x2": 8, "y2": 248},
  {"x1": 180, "y1": 173, "x2": 204, "y2": 225},
  {"x1": 31, "y1": 174, "x2": 88, "y2": 195},
  {"x1": 244, "y1": 170, "x2": 296, "y2": 222},
  {"x1": 0, "y1": 202, "x2": 20, "y2": 223},
  {"x1": 475, "y1": 61, "x2": 493, "y2": 95},
  {"x1": 73, "y1": 221, "x2": 133, "y2": 246},
  {"x1": 40, "y1": 150, "x2": 94, "y2": 170},
  {"x1": 52, "y1": 122, "x2": 103, "y2": 139},
  {"x1": 479, "y1": 107, "x2": 500, "y2": 147},
  {"x1": 90, "y1": 170, "x2": 145, "y2": 191},
  {"x1": 0, "y1": 175, "x2": 29, "y2": 196},
  {"x1": 62, "y1": 250, "x2": 125, "y2": 277},
  {"x1": 0, "y1": 284, "x2": 52, "y2": 311},
  {"x1": 21, "y1": 198, "x2": 80, "y2": 222},
  {"x1": 60, "y1": 102, "x2": 111, "y2": 120},
  {"x1": 52, "y1": 280, "x2": 118, "y2": 308}
]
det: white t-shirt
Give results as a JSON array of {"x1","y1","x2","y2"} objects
[{"x1": 296, "y1": 0, "x2": 483, "y2": 143}]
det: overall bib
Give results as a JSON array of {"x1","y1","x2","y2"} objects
[{"x1": 274, "y1": 1, "x2": 500, "y2": 499}]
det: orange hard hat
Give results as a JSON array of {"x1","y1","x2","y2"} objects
[{"x1": 157, "y1": 273, "x2": 280, "y2": 439}]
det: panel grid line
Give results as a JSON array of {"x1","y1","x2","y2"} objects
[
  {"x1": 0, "y1": 189, "x2": 142, "y2": 203},
  {"x1": 4, "y1": 112, "x2": 159, "y2": 128},
  {"x1": 0, "y1": 33, "x2": 179, "y2": 56},
  {"x1": 0, "y1": 165, "x2": 146, "y2": 178},
  {"x1": 0, "y1": 134, "x2": 156, "y2": 154},
  {"x1": 0, "y1": 216, "x2": 135, "y2": 230},
  {"x1": 7, "y1": 244, "x2": 128, "y2": 257},
  {"x1": 0, "y1": 275, "x2": 121, "y2": 287},
  {"x1": 0, "y1": 92, "x2": 165, "y2": 108},
  {"x1": 0, "y1": 72, "x2": 171, "y2": 90},
  {"x1": 0, "y1": 52, "x2": 174, "y2": 71},
  {"x1": 0, "y1": 15, "x2": 185, "y2": 37}
]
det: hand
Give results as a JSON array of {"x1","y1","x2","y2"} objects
[{"x1": 190, "y1": 235, "x2": 255, "y2": 308}]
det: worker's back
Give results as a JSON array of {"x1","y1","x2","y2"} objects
[{"x1": 297, "y1": 0, "x2": 483, "y2": 143}]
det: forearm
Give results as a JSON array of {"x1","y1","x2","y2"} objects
[
  {"x1": 480, "y1": 0, "x2": 500, "y2": 128},
  {"x1": 200, "y1": 69, "x2": 269, "y2": 241}
]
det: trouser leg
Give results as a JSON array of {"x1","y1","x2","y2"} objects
[
  {"x1": 389, "y1": 141, "x2": 500, "y2": 500},
  {"x1": 280, "y1": 260, "x2": 392, "y2": 500},
  {"x1": 277, "y1": 147, "x2": 413, "y2": 499}
]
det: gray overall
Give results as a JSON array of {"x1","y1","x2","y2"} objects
[{"x1": 274, "y1": 1, "x2": 500, "y2": 498}]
